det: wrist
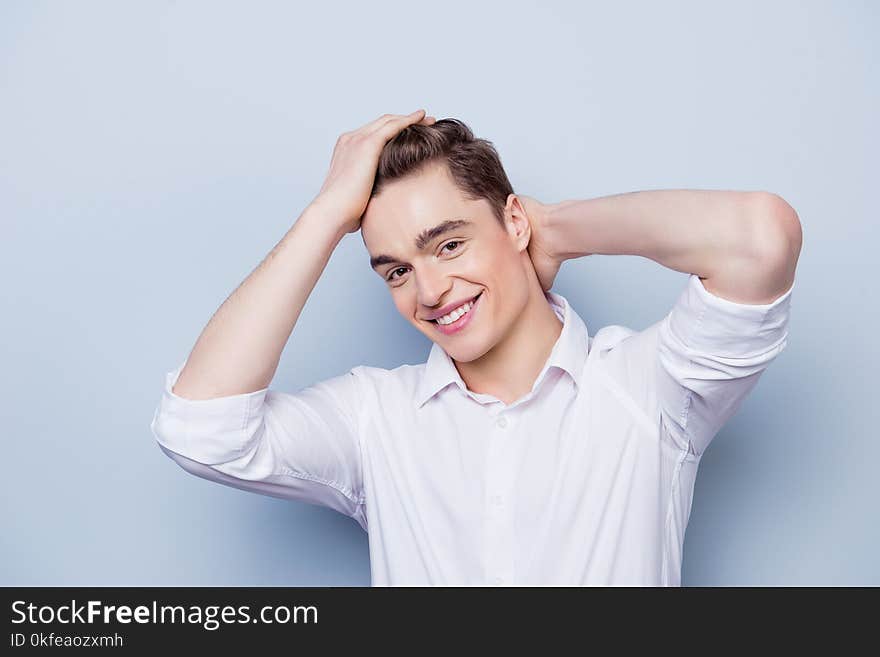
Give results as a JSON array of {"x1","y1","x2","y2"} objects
[
  {"x1": 543, "y1": 201, "x2": 572, "y2": 261},
  {"x1": 299, "y1": 201, "x2": 350, "y2": 245},
  {"x1": 545, "y1": 200, "x2": 592, "y2": 260}
]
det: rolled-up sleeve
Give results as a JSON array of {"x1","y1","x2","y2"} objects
[
  {"x1": 655, "y1": 273, "x2": 793, "y2": 457},
  {"x1": 150, "y1": 359, "x2": 366, "y2": 527}
]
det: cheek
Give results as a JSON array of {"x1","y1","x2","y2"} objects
[
  {"x1": 391, "y1": 293, "x2": 407, "y2": 313},
  {"x1": 392, "y1": 291, "x2": 418, "y2": 320},
  {"x1": 464, "y1": 244, "x2": 512, "y2": 274},
  {"x1": 476, "y1": 244, "x2": 523, "y2": 280}
]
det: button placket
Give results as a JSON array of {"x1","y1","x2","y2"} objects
[{"x1": 484, "y1": 411, "x2": 516, "y2": 586}]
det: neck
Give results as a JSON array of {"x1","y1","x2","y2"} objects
[{"x1": 454, "y1": 283, "x2": 563, "y2": 406}]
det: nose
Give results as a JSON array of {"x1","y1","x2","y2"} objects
[{"x1": 415, "y1": 261, "x2": 452, "y2": 310}]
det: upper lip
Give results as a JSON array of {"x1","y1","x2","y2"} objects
[{"x1": 422, "y1": 292, "x2": 482, "y2": 321}]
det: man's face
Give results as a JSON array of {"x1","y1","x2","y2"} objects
[{"x1": 361, "y1": 161, "x2": 532, "y2": 363}]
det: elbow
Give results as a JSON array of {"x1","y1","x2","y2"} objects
[
  {"x1": 749, "y1": 192, "x2": 803, "y2": 265},
  {"x1": 156, "y1": 441, "x2": 222, "y2": 480},
  {"x1": 156, "y1": 441, "x2": 199, "y2": 473}
]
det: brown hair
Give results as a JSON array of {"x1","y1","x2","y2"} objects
[{"x1": 370, "y1": 118, "x2": 514, "y2": 229}]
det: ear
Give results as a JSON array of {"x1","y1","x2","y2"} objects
[{"x1": 504, "y1": 193, "x2": 532, "y2": 253}]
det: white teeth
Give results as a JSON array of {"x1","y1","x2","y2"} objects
[{"x1": 437, "y1": 300, "x2": 473, "y2": 325}]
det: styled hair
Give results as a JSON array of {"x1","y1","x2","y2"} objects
[{"x1": 370, "y1": 118, "x2": 514, "y2": 229}]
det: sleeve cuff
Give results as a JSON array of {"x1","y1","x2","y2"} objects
[
  {"x1": 150, "y1": 357, "x2": 270, "y2": 461},
  {"x1": 667, "y1": 273, "x2": 794, "y2": 357}
]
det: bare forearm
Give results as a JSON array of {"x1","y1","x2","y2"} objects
[
  {"x1": 172, "y1": 203, "x2": 346, "y2": 400},
  {"x1": 542, "y1": 189, "x2": 802, "y2": 303},
  {"x1": 545, "y1": 190, "x2": 789, "y2": 276}
]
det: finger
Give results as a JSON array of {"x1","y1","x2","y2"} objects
[
  {"x1": 344, "y1": 111, "x2": 412, "y2": 138},
  {"x1": 368, "y1": 109, "x2": 428, "y2": 138},
  {"x1": 357, "y1": 109, "x2": 422, "y2": 136}
]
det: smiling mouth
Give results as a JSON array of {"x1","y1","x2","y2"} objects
[{"x1": 428, "y1": 291, "x2": 483, "y2": 323}]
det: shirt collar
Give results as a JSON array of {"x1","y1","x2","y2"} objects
[{"x1": 415, "y1": 290, "x2": 590, "y2": 408}]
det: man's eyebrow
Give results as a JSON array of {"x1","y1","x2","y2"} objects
[{"x1": 369, "y1": 218, "x2": 473, "y2": 270}]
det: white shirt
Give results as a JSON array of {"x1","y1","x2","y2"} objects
[{"x1": 151, "y1": 273, "x2": 793, "y2": 586}]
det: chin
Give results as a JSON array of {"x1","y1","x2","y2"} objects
[{"x1": 443, "y1": 335, "x2": 496, "y2": 363}]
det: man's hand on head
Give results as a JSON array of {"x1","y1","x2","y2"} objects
[{"x1": 520, "y1": 195, "x2": 566, "y2": 293}]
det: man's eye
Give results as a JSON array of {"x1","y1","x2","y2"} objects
[{"x1": 387, "y1": 241, "x2": 463, "y2": 281}]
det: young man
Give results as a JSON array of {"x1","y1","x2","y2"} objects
[{"x1": 150, "y1": 110, "x2": 802, "y2": 586}]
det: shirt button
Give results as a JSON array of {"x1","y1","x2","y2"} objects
[
  {"x1": 491, "y1": 495, "x2": 504, "y2": 506},
  {"x1": 491, "y1": 576, "x2": 504, "y2": 585},
  {"x1": 496, "y1": 416, "x2": 508, "y2": 429}
]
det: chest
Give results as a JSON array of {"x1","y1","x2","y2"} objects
[{"x1": 360, "y1": 378, "x2": 618, "y2": 525}]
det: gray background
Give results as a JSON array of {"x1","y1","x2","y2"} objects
[{"x1": 2, "y1": 0, "x2": 876, "y2": 585}]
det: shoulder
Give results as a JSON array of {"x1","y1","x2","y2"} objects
[
  {"x1": 586, "y1": 321, "x2": 665, "y2": 403},
  {"x1": 350, "y1": 362, "x2": 426, "y2": 391},
  {"x1": 589, "y1": 323, "x2": 659, "y2": 360}
]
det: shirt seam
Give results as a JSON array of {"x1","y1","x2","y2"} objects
[
  {"x1": 237, "y1": 390, "x2": 253, "y2": 458},
  {"x1": 277, "y1": 466, "x2": 364, "y2": 506},
  {"x1": 678, "y1": 303, "x2": 709, "y2": 443},
  {"x1": 351, "y1": 368, "x2": 368, "y2": 507},
  {"x1": 661, "y1": 443, "x2": 691, "y2": 586}
]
